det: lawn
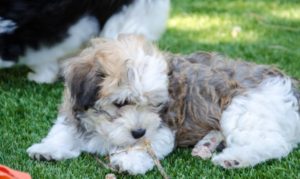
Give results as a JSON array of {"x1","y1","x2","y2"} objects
[{"x1": 1, "y1": 0, "x2": 300, "y2": 178}]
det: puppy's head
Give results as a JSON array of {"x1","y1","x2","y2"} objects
[{"x1": 64, "y1": 34, "x2": 169, "y2": 147}]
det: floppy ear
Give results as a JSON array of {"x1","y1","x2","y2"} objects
[{"x1": 63, "y1": 57, "x2": 104, "y2": 112}]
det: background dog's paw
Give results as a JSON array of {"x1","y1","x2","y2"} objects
[
  {"x1": 27, "y1": 72, "x2": 57, "y2": 84},
  {"x1": 192, "y1": 145, "x2": 212, "y2": 159},
  {"x1": 27, "y1": 143, "x2": 80, "y2": 161},
  {"x1": 110, "y1": 150, "x2": 154, "y2": 175}
]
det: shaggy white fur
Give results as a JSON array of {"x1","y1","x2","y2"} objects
[
  {"x1": 27, "y1": 113, "x2": 174, "y2": 174},
  {"x1": 27, "y1": 116, "x2": 82, "y2": 160},
  {"x1": 212, "y1": 77, "x2": 300, "y2": 168}
]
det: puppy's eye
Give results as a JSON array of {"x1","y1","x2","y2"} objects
[
  {"x1": 95, "y1": 70, "x2": 106, "y2": 78},
  {"x1": 113, "y1": 100, "x2": 129, "y2": 108},
  {"x1": 154, "y1": 102, "x2": 168, "y2": 114},
  {"x1": 155, "y1": 102, "x2": 164, "y2": 108}
]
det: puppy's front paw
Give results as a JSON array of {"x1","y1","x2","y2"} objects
[
  {"x1": 110, "y1": 150, "x2": 154, "y2": 175},
  {"x1": 27, "y1": 143, "x2": 80, "y2": 161}
]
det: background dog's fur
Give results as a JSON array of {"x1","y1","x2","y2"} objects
[{"x1": 0, "y1": 0, "x2": 170, "y2": 83}]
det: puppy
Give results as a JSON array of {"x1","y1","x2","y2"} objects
[
  {"x1": 163, "y1": 52, "x2": 300, "y2": 168},
  {"x1": 0, "y1": 0, "x2": 170, "y2": 83},
  {"x1": 27, "y1": 35, "x2": 300, "y2": 174},
  {"x1": 27, "y1": 35, "x2": 175, "y2": 174}
]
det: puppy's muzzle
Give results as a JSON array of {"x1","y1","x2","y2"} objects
[{"x1": 131, "y1": 128, "x2": 146, "y2": 139}]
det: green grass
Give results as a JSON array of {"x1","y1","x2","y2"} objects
[{"x1": 1, "y1": 0, "x2": 300, "y2": 178}]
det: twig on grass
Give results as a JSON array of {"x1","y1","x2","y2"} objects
[
  {"x1": 249, "y1": 13, "x2": 300, "y2": 32},
  {"x1": 144, "y1": 139, "x2": 170, "y2": 179},
  {"x1": 94, "y1": 139, "x2": 170, "y2": 179},
  {"x1": 94, "y1": 155, "x2": 120, "y2": 173}
]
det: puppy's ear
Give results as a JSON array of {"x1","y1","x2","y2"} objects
[{"x1": 63, "y1": 57, "x2": 103, "y2": 112}]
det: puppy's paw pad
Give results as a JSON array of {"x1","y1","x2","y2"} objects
[
  {"x1": 222, "y1": 160, "x2": 240, "y2": 168},
  {"x1": 192, "y1": 145, "x2": 212, "y2": 159},
  {"x1": 212, "y1": 156, "x2": 241, "y2": 169}
]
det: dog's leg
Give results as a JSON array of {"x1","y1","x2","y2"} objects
[
  {"x1": 27, "y1": 60, "x2": 59, "y2": 83},
  {"x1": 211, "y1": 135, "x2": 292, "y2": 169},
  {"x1": 24, "y1": 16, "x2": 99, "y2": 83},
  {"x1": 27, "y1": 116, "x2": 82, "y2": 161},
  {"x1": 109, "y1": 126, "x2": 174, "y2": 175},
  {"x1": 0, "y1": 58, "x2": 15, "y2": 68},
  {"x1": 191, "y1": 130, "x2": 224, "y2": 159},
  {"x1": 212, "y1": 77, "x2": 300, "y2": 169}
]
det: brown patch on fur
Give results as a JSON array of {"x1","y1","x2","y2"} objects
[
  {"x1": 63, "y1": 54, "x2": 104, "y2": 112},
  {"x1": 163, "y1": 52, "x2": 285, "y2": 147}
]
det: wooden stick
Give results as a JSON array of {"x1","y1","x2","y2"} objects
[
  {"x1": 144, "y1": 140, "x2": 170, "y2": 179},
  {"x1": 249, "y1": 13, "x2": 300, "y2": 32},
  {"x1": 95, "y1": 141, "x2": 170, "y2": 179},
  {"x1": 94, "y1": 155, "x2": 120, "y2": 173}
]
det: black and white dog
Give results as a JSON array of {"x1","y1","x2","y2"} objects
[{"x1": 0, "y1": 0, "x2": 170, "y2": 83}]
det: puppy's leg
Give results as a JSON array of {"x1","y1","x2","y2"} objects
[
  {"x1": 27, "y1": 60, "x2": 59, "y2": 83},
  {"x1": 109, "y1": 126, "x2": 174, "y2": 175},
  {"x1": 192, "y1": 130, "x2": 224, "y2": 159},
  {"x1": 212, "y1": 134, "x2": 292, "y2": 169},
  {"x1": 212, "y1": 77, "x2": 300, "y2": 169},
  {"x1": 27, "y1": 116, "x2": 82, "y2": 161}
]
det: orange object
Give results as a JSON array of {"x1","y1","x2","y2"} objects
[{"x1": 0, "y1": 165, "x2": 31, "y2": 179}]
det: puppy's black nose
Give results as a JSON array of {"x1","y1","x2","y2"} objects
[{"x1": 131, "y1": 128, "x2": 146, "y2": 139}]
